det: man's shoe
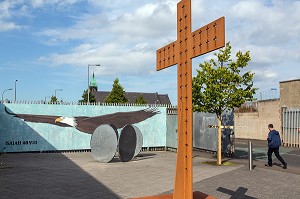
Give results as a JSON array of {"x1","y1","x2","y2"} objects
[
  {"x1": 283, "y1": 164, "x2": 287, "y2": 169},
  {"x1": 265, "y1": 164, "x2": 272, "y2": 167}
]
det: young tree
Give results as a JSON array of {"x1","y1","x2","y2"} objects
[
  {"x1": 49, "y1": 95, "x2": 58, "y2": 104},
  {"x1": 105, "y1": 78, "x2": 129, "y2": 104},
  {"x1": 134, "y1": 95, "x2": 147, "y2": 104},
  {"x1": 79, "y1": 89, "x2": 96, "y2": 103},
  {"x1": 192, "y1": 42, "x2": 257, "y2": 164}
]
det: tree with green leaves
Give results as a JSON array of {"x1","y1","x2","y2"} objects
[
  {"x1": 79, "y1": 89, "x2": 96, "y2": 103},
  {"x1": 105, "y1": 78, "x2": 129, "y2": 104},
  {"x1": 49, "y1": 95, "x2": 58, "y2": 104},
  {"x1": 134, "y1": 95, "x2": 147, "y2": 104},
  {"x1": 192, "y1": 42, "x2": 257, "y2": 164}
]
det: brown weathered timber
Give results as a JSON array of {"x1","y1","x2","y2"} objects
[{"x1": 136, "y1": 0, "x2": 225, "y2": 198}]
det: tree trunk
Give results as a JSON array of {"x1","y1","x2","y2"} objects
[{"x1": 217, "y1": 115, "x2": 222, "y2": 165}]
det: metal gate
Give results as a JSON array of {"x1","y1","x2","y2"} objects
[
  {"x1": 166, "y1": 108, "x2": 234, "y2": 155},
  {"x1": 193, "y1": 112, "x2": 218, "y2": 151},
  {"x1": 282, "y1": 108, "x2": 300, "y2": 147}
]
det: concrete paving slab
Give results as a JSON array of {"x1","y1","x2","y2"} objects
[
  {"x1": 1, "y1": 152, "x2": 241, "y2": 198},
  {"x1": 194, "y1": 166, "x2": 300, "y2": 199},
  {"x1": 1, "y1": 150, "x2": 299, "y2": 199}
]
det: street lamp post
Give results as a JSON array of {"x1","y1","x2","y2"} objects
[
  {"x1": 15, "y1": 80, "x2": 18, "y2": 102},
  {"x1": 2, "y1": 88, "x2": 13, "y2": 102},
  {"x1": 44, "y1": 96, "x2": 51, "y2": 103},
  {"x1": 55, "y1": 89, "x2": 63, "y2": 98},
  {"x1": 87, "y1": 64, "x2": 100, "y2": 104}
]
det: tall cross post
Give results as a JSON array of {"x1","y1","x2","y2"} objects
[{"x1": 156, "y1": 0, "x2": 225, "y2": 198}]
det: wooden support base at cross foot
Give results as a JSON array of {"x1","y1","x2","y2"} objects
[{"x1": 131, "y1": 191, "x2": 217, "y2": 199}]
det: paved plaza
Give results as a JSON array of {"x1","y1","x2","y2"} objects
[{"x1": 1, "y1": 148, "x2": 300, "y2": 199}]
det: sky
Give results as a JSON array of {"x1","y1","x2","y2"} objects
[{"x1": 1, "y1": 0, "x2": 299, "y2": 104}]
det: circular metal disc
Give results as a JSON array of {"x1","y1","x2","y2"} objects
[
  {"x1": 90, "y1": 124, "x2": 118, "y2": 163},
  {"x1": 110, "y1": 124, "x2": 119, "y2": 140},
  {"x1": 119, "y1": 125, "x2": 137, "y2": 162},
  {"x1": 133, "y1": 125, "x2": 143, "y2": 157}
]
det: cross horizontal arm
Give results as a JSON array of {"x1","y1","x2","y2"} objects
[
  {"x1": 156, "y1": 41, "x2": 178, "y2": 71},
  {"x1": 190, "y1": 16, "x2": 225, "y2": 59}
]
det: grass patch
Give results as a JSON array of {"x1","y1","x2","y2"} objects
[{"x1": 202, "y1": 160, "x2": 236, "y2": 166}]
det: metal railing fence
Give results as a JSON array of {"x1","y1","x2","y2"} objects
[{"x1": 282, "y1": 108, "x2": 300, "y2": 147}]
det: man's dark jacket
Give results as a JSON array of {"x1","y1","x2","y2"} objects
[{"x1": 267, "y1": 130, "x2": 281, "y2": 148}]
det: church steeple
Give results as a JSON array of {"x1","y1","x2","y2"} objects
[{"x1": 89, "y1": 72, "x2": 98, "y2": 92}]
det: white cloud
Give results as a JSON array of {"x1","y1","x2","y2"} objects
[
  {"x1": 253, "y1": 68, "x2": 279, "y2": 82},
  {"x1": 37, "y1": 1, "x2": 176, "y2": 44},
  {"x1": 2, "y1": 0, "x2": 300, "y2": 103},
  {"x1": 0, "y1": 1, "x2": 22, "y2": 19},
  {"x1": 0, "y1": 0, "x2": 83, "y2": 32},
  {"x1": 30, "y1": 0, "x2": 45, "y2": 8},
  {"x1": 0, "y1": 0, "x2": 77, "y2": 32},
  {"x1": 36, "y1": 1, "x2": 178, "y2": 76},
  {"x1": 30, "y1": 0, "x2": 81, "y2": 9},
  {"x1": 35, "y1": 0, "x2": 300, "y2": 92},
  {"x1": 244, "y1": 45, "x2": 286, "y2": 67},
  {"x1": 231, "y1": 0, "x2": 300, "y2": 46},
  {"x1": 39, "y1": 42, "x2": 155, "y2": 75},
  {"x1": 0, "y1": 21, "x2": 22, "y2": 31},
  {"x1": 0, "y1": 0, "x2": 23, "y2": 31}
]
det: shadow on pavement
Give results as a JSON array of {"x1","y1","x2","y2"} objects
[
  {"x1": 234, "y1": 149, "x2": 266, "y2": 160},
  {"x1": 0, "y1": 153, "x2": 122, "y2": 199},
  {"x1": 272, "y1": 162, "x2": 284, "y2": 168},
  {"x1": 0, "y1": 105, "x2": 122, "y2": 199},
  {"x1": 109, "y1": 153, "x2": 157, "y2": 162},
  {"x1": 217, "y1": 187, "x2": 257, "y2": 199}
]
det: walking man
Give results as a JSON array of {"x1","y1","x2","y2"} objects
[{"x1": 265, "y1": 124, "x2": 287, "y2": 169}]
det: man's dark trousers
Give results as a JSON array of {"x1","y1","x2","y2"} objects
[{"x1": 267, "y1": 147, "x2": 286, "y2": 166}]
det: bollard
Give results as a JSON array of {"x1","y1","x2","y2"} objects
[{"x1": 248, "y1": 141, "x2": 253, "y2": 170}]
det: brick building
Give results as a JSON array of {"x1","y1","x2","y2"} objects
[
  {"x1": 88, "y1": 74, "x2": 171, "y2": 105},
  {"x1": 280, "y1": 79, "x2": 300, "y2": 108},
  {"x1": 234, "y1": 79, "x2": 300, "y2": 140},
  {"x1": 93, "y1": 91, "x2": 171, "y2": 105}
]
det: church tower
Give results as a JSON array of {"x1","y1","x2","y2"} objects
[{"x1": 89, "y1": 72, "x2": 98, "y2": 92}]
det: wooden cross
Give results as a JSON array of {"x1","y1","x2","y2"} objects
[
  {"x1": 133, "y1": 1, "x2": 225, "y2": 199},
  {"x1": 156, "y1": 0, "x2": 225, "y2": 198}
]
